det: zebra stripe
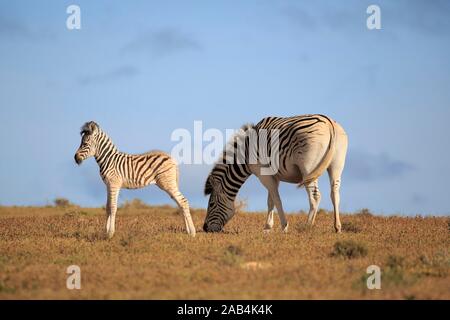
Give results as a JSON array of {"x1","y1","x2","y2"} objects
[
  {"x1": 74, "y1": 121, "x2": 196, "y2": 238},
  {"x1": 203, "y1": 114, "x2": 348, "y2": 233}
]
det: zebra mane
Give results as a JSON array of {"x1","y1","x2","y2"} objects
[
  {"x1": 204, "y1": 123, "x2": 255, "y2": 195},
  {"x1": 80, "y1": 121, "x2": 100, "y2": 135}
]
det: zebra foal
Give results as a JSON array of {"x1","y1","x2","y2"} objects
[{"x1": 74, "y1": 121, "x2": 196, "y2": 238}]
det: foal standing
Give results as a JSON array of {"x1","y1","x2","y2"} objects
[{"x1": 74, "y1": 121, "x2": 196, "y2": 238}]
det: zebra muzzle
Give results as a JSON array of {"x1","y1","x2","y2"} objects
[
  {"x1": 203, "y1": 223, "x2": 222, "y2": 233},
  {"x1": 74, "y1": 154, "x2": 83, "y2": 165}
]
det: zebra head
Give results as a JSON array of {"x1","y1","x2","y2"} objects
[
  {"x1": 203, "y1": 124, "x2": 255, "y2": 232},
  {"x1": 203, "y1": 174, "x2": 235, "y2": 232},
  {"x1": 74, "y1": 121, "x2": 100, "y2": 165}
]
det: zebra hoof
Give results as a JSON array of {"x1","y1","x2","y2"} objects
[
  {"x1": 186, "y1": 225, "x2": 196, "y2": 237},
  {"x1": 282, "y1": 224, "x2": 289, "y2": 233},
  {"x1": 306, "y1": 221, "x2": 315, "y2": 227}
]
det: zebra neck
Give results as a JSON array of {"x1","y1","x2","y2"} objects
[
  {"x1": 94, "y1": 131, "x2": 119, "y2": 167},
  {"x1": 219, "y1": 163, "x2": 252, "y2": 201}
]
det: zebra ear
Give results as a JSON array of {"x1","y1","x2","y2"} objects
[
  {"x1": 81, "y1": 121, "x2": 99, "y2": 135},
  {"x1": 204, "y1": 176, "x2": 213, "y2": 195},
  {"x1": 87, "y1": 121, "x2": 99, "y2": 134}
]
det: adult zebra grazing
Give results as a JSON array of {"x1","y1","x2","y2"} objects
[
  {"x1": 74, "y1": 121, "x2": 196, "y2": 238},
  {"x1": 203, "y1": 114, "x2": 348, "y2": 233}
]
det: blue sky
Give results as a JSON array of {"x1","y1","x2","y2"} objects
[{"x1": 0, "y1": 0, "x2": 449, "y2": 215}]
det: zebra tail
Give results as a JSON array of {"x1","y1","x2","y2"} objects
[{"x1": 298, "y1": 117, "x2": 336, "y2": 188}]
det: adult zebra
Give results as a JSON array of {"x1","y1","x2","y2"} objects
[
  {"x1": 74, "y1": 121, "x2": 196, "y2": 238},
  {"x1": 203, "y1": 114, "x2": 348, "y2": 233}
]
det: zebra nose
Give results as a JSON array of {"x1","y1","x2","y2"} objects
[
  {"x1": 204, "y1": 223, "x2": 221, "y2": 233},
  {"x1": 74, "y1": 154, "x2": 82, "y2": 165}
]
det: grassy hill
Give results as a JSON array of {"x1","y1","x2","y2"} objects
[{"x1": 0, "y1": 204, "x2": 448, "y2": 299}]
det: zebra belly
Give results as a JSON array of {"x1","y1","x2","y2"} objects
[
  {"x1": 251, "y1": 163, "x2": 302, "y2": 184},
  {"x1": 276, "y1": 168, "x2": 303, "y2": 184},
  {"x1": 122, "y1": 180, "x2": 156, "y2": 189},
  {"x1": 275, "y1": 161, "x2": 303, "y2": 184}
]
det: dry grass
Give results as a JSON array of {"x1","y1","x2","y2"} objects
[{"x1": 0, "y1": 205, "x2": 448, "y2": 300}]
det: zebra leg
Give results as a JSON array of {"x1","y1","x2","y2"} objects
[
  {"x1": 328, "y1": 173, "x2": 342, "y2": 233},
  {"x1": 306, "y1": 179, "x2": 321, "y2": 226},
  {"x1": 328, "y1": 156, "x2": 346, "y2": 233},
  {"x1": 157, "y1": 180, "x2": 196, "y2": 237},
  {"x1": 171, "y1": 189, "x2": 196, "y2": 237},
  {"x1": 106, "y1": 185, "x2": 120, "y2": 239},
  {"x1": 105, "y1": 189, "x2": 112, "y2": 236},
  {"x1": 257, "y1": 175, "x2": 288, "y2": 232},
  {"x1": 264, "y1": 179, "x2": 279, "y2": 231},
  {"x1": 263, "y1": 193, "x2": 275, "y2": 232}
]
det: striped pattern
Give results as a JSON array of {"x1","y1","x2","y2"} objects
[
  {"x1": 203, "y1": 114, "x2": 348, "y2": 233},
  {"x1": 74, "y1": 121, "x2": 195, "y2": 238}
]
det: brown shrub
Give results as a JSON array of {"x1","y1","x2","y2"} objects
[
  {"x1": 53, "y1": 198, "x2": 74, "y2": 208},
  {"x1": 356, "y1": 208, "x2": 373, "y2": 217},
  {"x1": 332, "y1": 240, "x2": 368, "y2": 259},
  {"x1": 226, "y1": 245, "x2": 244, "y2": 256},
  {"x1": 120, "y1": 198, "x2": 150, "y2": 210},
  {"x1": 386, "y1": 255, "x2": 405, "y2": 270},
  {"x1": 341, "y1": 221, "x2": 361, "y2": 233},
  {"x1": 383, "y1": 255, "x2": 410, "y2": 286},
  {"x1": 223, "y1": 245, "x2": 244, "y2": 266}
]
